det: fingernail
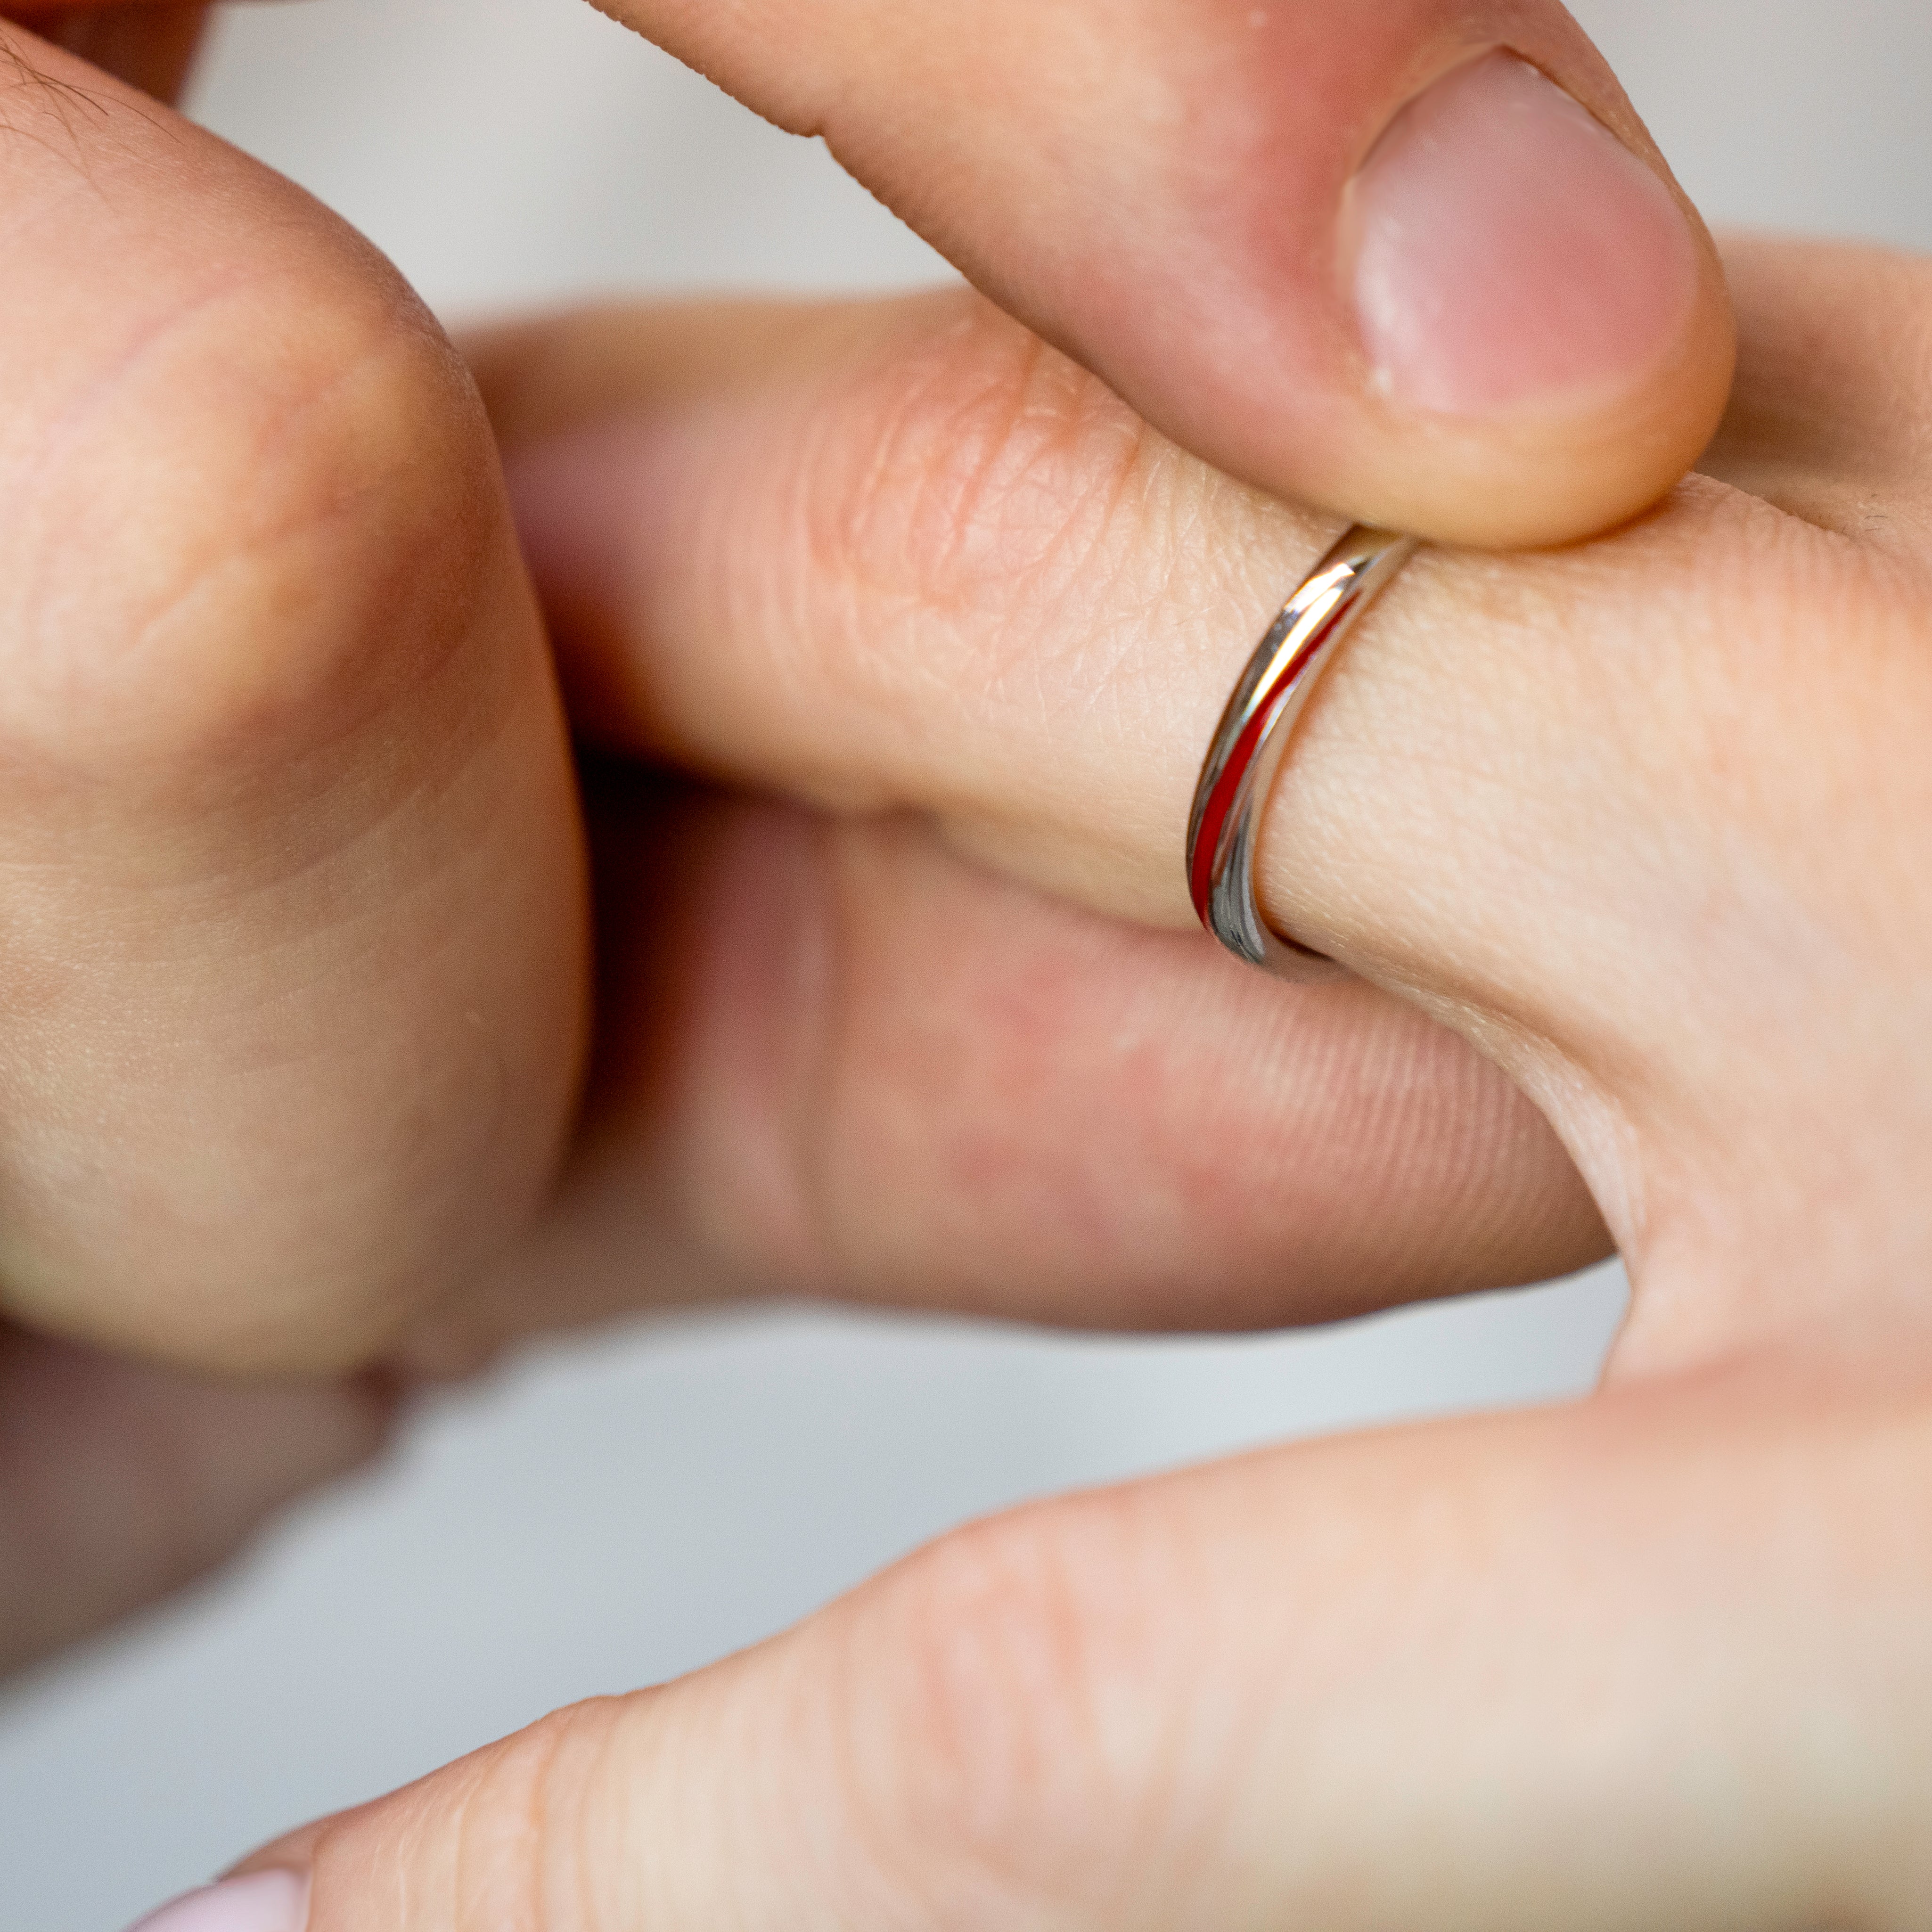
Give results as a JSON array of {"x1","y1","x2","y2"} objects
[
  {"x1": 123, "y1": 1870, "x2": 310, "y2": 1932},
  {"x1": 1351, "y1": 51, "x2": 1700, "y2": 415}
]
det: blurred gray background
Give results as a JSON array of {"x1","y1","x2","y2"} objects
[{"x1": 3, "y1": 1, "x2": 1928, "y2": 1923}]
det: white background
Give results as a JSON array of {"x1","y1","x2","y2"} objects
[{"x1": 2, "y1": 1, "x2": 1928, "y2": 1923}]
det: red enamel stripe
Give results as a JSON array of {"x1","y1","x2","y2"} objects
[{"x1": 1187, "y1": 598, "x2": 1351, "y2": 929}]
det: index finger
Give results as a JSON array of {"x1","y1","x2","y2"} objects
[{"x1": 598, "y1": 0, "x2": 1735, "y2": 548}]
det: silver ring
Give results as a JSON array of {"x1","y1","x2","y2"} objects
[{"x1": 1187, "y1": 525, "x2": 1418, "y2": 981}]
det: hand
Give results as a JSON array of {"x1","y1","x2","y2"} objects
[
  {"x1": 0, "y1": 3, "x2": 589, "y2": 1666},
  {"x1": 1, "y1": 0, "x2": 1719, "y2": 1681},
  {"x1": 217, "y1": 236, "x2": 1932, "y2": 1927},
  {"x1": 37, "y1": 1, "x2": 1923, "y2": 1923}
]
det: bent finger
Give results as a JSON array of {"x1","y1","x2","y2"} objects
[
  {"x1": 0, "y1": 27, "x2": 588, "y2": 1375},
  {"x1": 590, "y1": 0, "x2": 1733, "y2": 548}
]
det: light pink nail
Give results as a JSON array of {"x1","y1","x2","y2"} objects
[
  {"x1": 123, "y1": 1870, "x2": 310, "y2": 1932},
  {"x1": 1351, "y1": 50, "x2": 1700, "y2": 415}
]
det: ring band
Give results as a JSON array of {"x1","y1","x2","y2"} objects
[{"x1": 1187, "y1": 525, "x2": 1418, "y2": 980}]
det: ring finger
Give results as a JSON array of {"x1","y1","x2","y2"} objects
[{"x1": 461, "y1": 254, "x2": 1932, "y2": 1364}]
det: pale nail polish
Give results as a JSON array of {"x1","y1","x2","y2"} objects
[
  {"x1": 1351, "y1": 50, "x2": 1700, "y2": 415},
  {"x1": 123, "y1": 1870, "x2": 309, "y2": 1932}
]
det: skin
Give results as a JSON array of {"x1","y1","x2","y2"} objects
[
  {"x1": 247, "y1": 254, "x2": 1932, "y2": 1929},
  {"x1": 205, "y1": 250, "x2": 1930, "y2": 1932},
  {"x1": 0, "y1": 2, "x2": 1926, "y2": 1926},
  {"x1": 0, "y1": 1, "x2": 590, "y2": 1660}
]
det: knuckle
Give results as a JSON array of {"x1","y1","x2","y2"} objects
[
  {"x1": 775, "y1": 291, "x2": 1174, "y2": 753},
  {"x1": 816, "y1": 293, "x2": 1134, "y2": 606},
  {"x1": 0, "y1": 229, "x2": 497, "y2": 790},
  {"x1": 308, "y1": 1696, "x2": 632, "y2": 1932},
  {"x1": 843, "y1": 1490, "x2": 1188, "y2": 1915},
  {"x1": 0, "y1": 164, "x2": 541, "y2": 1375},
  {"x1": 462, "y1": 1700, "x2": 618, "y2": 1929}
]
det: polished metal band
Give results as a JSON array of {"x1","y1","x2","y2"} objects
[{"x1": 1187, "y1": 525, "x2": 1418, "y2": 980}]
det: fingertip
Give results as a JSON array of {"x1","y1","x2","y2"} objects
[
  {"x1": 1329, "y1": 262, "x2": 1737, "y2": 552},
  {"x1": 122, "y1": 1870, "x2": 309, "y2": 1932},
  {"x1": 1059, "y1": 23, "x2": 1737, "y2": 550},
  {"x1": 1351, "y1": 56, "x2": 1700, "y2": 418},
  {"x1": 1332, "y1": 52, "x2": 1738, "y2": 548}
]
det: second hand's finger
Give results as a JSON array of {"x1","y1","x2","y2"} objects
[
  {"x1": 590, "y1": 0, "x2": 1734, "y2": 548},
  {"x1": 0, "y1": 27, "x2": 589, "y2": 1375}
]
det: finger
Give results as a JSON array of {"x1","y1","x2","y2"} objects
[
  {"x1": 229, "y1": 1365, "x2": 1932, "y2": 1929},
  {"x1": 1699, "y1": 232, "x2": 1932, "y2": 543},
  {"x1": 393, "y1": 773, "x2": 1607, "y2": 1377},
  {"x1": 586, "y1": 0, "x2": 1734, "y2": 548},
  {"x1": 0, "y1": 1325, "x2": 393, "y2": 1678},
  {"x1": 9, "y1": 2, "x2": 209, "y2": 101},
  {"x1": 475, "y1": 266, "x2": 1932, "y2": 1361},
  {"x1": 0, "y1": 26, "x2": 587, "y2": 1374}
]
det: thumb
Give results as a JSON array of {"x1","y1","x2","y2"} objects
[
  {"x1": 171, "y1": 1371, "x2": 1930, "y2": 1932},
  {"x1": 596, "y1": 0, "x2": 1734, "y2": 548}
]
